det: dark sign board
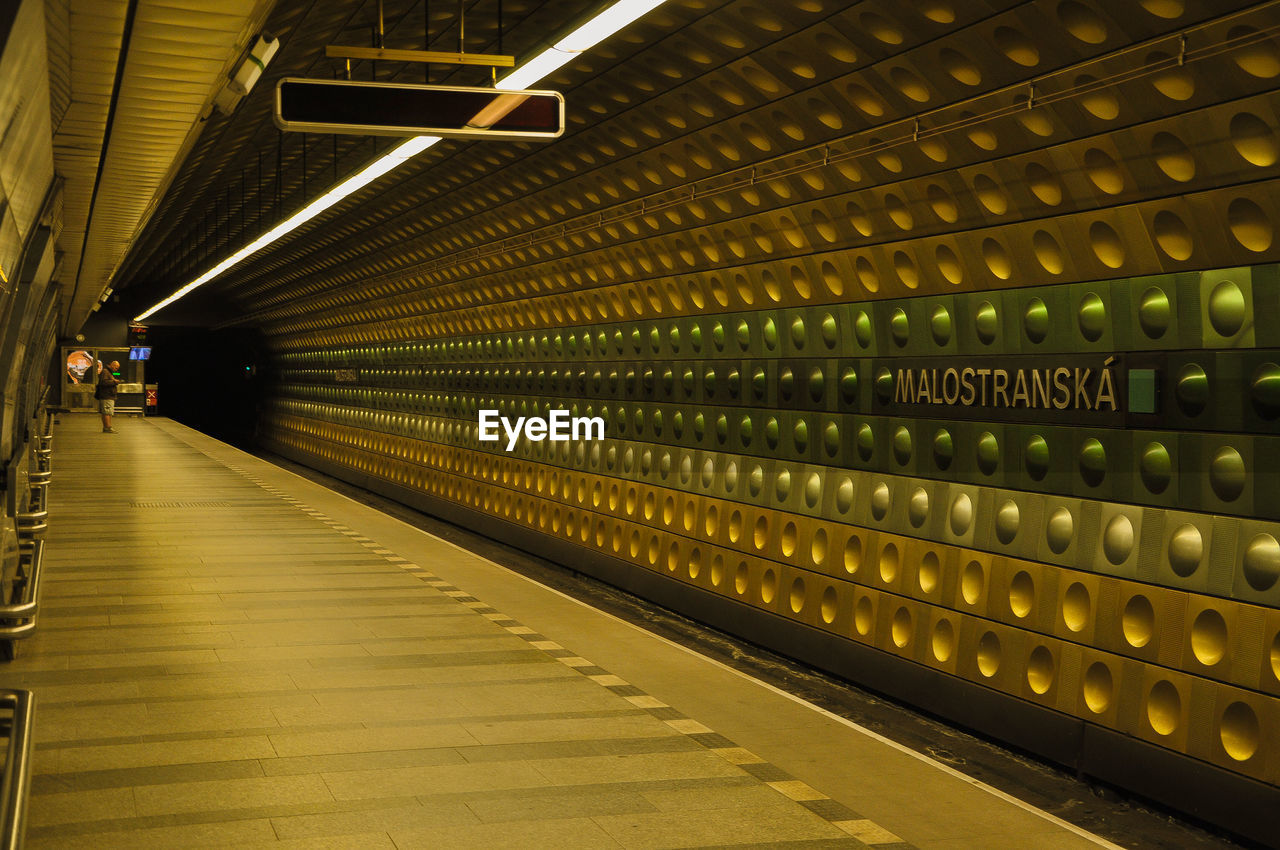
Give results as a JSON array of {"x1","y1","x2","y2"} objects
[
  {"x1": 274, "y1": 79, "x2": 564, "y2": 140},
  {"x1": 128, "y1": 324, "x2": 149, "y2": 346}
]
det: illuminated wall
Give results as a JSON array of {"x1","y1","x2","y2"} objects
[{"x1": 253, "y1": 1, "x2": 1280, "y2": 838}]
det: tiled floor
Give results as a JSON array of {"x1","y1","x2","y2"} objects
[{"x1": 1, "y1": 415, "x2": 1118, "y2": 848}]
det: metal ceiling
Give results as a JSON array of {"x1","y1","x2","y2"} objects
[
  {"x1": 111, "y1": 0, "x2": 601, "y2": 324},
  {"x1": 49, "y1": 0, "x2": 276, "y2": 335}
]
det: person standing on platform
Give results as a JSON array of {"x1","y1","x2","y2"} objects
[{"x1": 95, "y1": 360, "x2": 121, "y2": 433}]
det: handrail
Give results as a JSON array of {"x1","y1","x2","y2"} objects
[
  {"x1": 12, "y1": 512, "x2": 45, "y2": 538},
  {"x1": 0, "y1": 541, "x2": 43, "y2": 639},
  {"x1": 24, "y1": 473, "x2": 47, "y2": 486},
  {"x1": 0, "y1": 689, "x2": 34, "y2": 850}
]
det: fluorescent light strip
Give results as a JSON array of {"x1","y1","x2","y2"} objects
[{"x1": 134, "y1": 0, "x2": 670, "y2": 323}]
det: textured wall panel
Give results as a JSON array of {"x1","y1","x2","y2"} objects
[{"x1": 236, "y1": 1, "x2": 1280, "y2": 840}]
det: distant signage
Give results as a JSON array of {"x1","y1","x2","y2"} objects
[
  {"x1": 335, "y1": 369, "x2": 358, "y2": 383},
  {"x1": 128, "y1": 324, "x2": 149, "y2": 346},
  {"x1": 274, "y1": 79, "x2": 565, "y2": 140}
]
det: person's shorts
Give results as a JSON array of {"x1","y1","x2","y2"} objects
[{"x1": 98, "y1": 398, "x2": 115, "y2": 415}]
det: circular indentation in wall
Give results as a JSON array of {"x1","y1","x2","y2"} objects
[
  {"x1": 1151, "y1": 132, "x2": 1195, "y2": 181},
  {"x1": 1147, "y1": 680, "x2": 1180, "y2": 736},
  {"x1": 1025, "y1": 435, "x2": 1050, "y2": 481},
  {"x1": 937, "y1": 46, "x2": 979, "y2": 85},
  {"x1": 962, "y1": 560, "x2": 984, "y2": 605},
  {"x1": 935, "y1": 244, "x2": 963, "y2": 284},
  {"x1": 1078, "y1": 438, "x2": 1106, "y2": 487},
  {"x1": 892, "y1": 426, "x2": 913, "y2": 466},
  {"x1": 908, "y1": 489, "x2": 929, "y2": 528},
  {"x1": 1140, "y1": 442, "x2": 1172, "y2": 494},
  {"x1": 976, "y1": 431, "x2": 999, "y2": 475},
  {"x1": 932, "y1": 618, "x2": 955, "y2": 662},
  {"x1": 1123, "y1": 595, "x2": 1155, "y2": 648},
  {"x1": 1083, "y1": 662, "x2": 1113, "y2": 713},
  {"x1": 1253, "y1": 363, "x2": 1280, "y2": 418},
  {"x1": 1025, "y1": 162, "x2": 1063, "y2": 206},
  {"x1": 781, "y1": 521, "x2": 798, "y2": 558},
  {"x1": 995, "y1": 500, "x2": 1020, "y2": 544},
  {"x1": 1047, "y1": 507, "x2": 1074, "y2": 554},
  {"x1": 1139, "y1": 286, "x2": 1171, "y2": 338},
  {"x1": 688, "y1": 546, "x2": 701, "y2": 578},
  {"x1": 836, "y1": 477, "x2": 855, "y2": 513},
  {"x1": 890, "y1": 308, "x2": 910, "y2": 347},
  {"x1": 933, "y1": 429, "x2": 954, "y2": 470},
  {"x1": 804, "y1": 470, "x2": 822, "y2": 507},
  {"x1": 973, "y1": 174, "x2": 1008, "y2": 215},
  {"x1": 1209, "y1": 446, "x2": 1246, "y2": 502},
  {"x1": 810, "y1": 527, "x2": 828, "y2": 567},
  {"x1": 1027, "y1": 646, "x2": 1055, "y2": 694},
  {"x1": 1077, "y1": 293, "x2": 1105, "y2": 341},
  {"x1": 1229, "y1": 25, "x2": 1280, "y2": 78},
  {"x1": 925, "y1": 184, "x2": 958, "y2": 224},
  {"x1": 859, "y1": 422, "x2": 877, "y2": 461},
  {"x1": 753, "y1": 515, "x2": 770, "y2": 552},
  {"x1": 1140, "y1": 0, "x2": 1183, "y2": 17},
  {"x1": 1152, "y1": 210, "x2": 1193, "y2": 261},
  {"x1": 1243, "y1": 533, "x2": 1280, "y2": 591},
  {"x1": 918, "y1": 550, "x2": 940, "y2": 593},
  {"x1": 981, "y1": 239, "x2": 1012, "y2": 280},
  {"x1": 1175, "y1": 363, "x2": 1209, "y2": 415},
  {"x1": 854, "y1": 595, "x2": 874, "y2": 636},
  {"x1": 1230, "y1": 112, "x2": 1278, "y2": 166},
  {"x1": 1063, "y1": 582, "x2": 1091, "y2": 632},
  {"x1": 820, "y1": 586, "x2": 838, "y2": 624},
  {"x1": 1077, "y1": 73, "x2": 1119, "y2": 119},
  {"x1": 1009, "y1": 570, "x2": 1035, "y2": 618},
  {"x1": 1227, "y1": 198, "x2": 1273, "y2": 252},
  {"x1": 1221, "y1": 702, "x2": 1261, "y2": 762},
  {"x1": 1031, "y1": 231, "x2": 1064, "y2": 275},
  {"x1": 1208, "y1": 281, "x2": 1247, "y2": 337},
  {"x1": 1089, "y1": 221, "x2": 1125, "y2": 268},
  {"x1": 1084, "y1": 148, "x2": 1124, "y2": 194},
  {"x1": 854, "y1": 311, "x2": 872, "y2": 347},
  {"x1": 711, "y1": 554, "x2": 725, "y2": 587},
  {"x1": 861, "y1": 11, "x2": 903, "y2": 44},
  {"x1": 1150, "y1": 52, "x2": 1194, "y2": 99},
  {"x1": 890, "y1": 66, "x2": 930, "y2": 102},
  {"x1": 949, "y1": 493, "x2": 973, "y2": 537},
  {"x1": 994, "y1": 26, "x2": 1039, "y2": 66},
  {"x1": 789, "y1": 577, "x2": 806, "y2": 614},
  {"x1": 977, "y1": 631, "x2": 1002, "y2": 677},
  {"x1": 1058, "y1": 0, "x2": 1107, "y2": 43},
  {"x1": 891, "y1": 606, "x2": 912, "y2": 647},
  {"x1": 1024, "y1": 299, "x2": 1050, "y2": 344},
  {"x1": 843, "y1": 534, "x2": 863, "y2": 576},
  {"x1": 975, "y1": 301, "x2": 998, "y2": 344},
  {"x1": 879, "y1": 542, "x2": 900, "y2": 583},
  {"x1": 1191, "y1": 608, "x2": 1228, "y2": 666},
  {"x1": 1168, "y1": 523, "x2": 1203, "y2": 577},
  {"x1": 761, "y1": 569, "x2": 777, "y2": 604},
  {"x1": 930, "y1": 306, "x2": 952, "y2": 345},
  {"x1": 1104, "y1": 514, "x2": 1135, "y2": 565},
  {"x1": 886, "y1": 194, "x2": 914, "y2": 230},
  {"x1": 855, "y1": 256, "x2": 880, "y2": 292}
]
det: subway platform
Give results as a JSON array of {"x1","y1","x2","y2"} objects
[{"x1": 5, "y1": 415, "x2": 1129, "y2": 849}]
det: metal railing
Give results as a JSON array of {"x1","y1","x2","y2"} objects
[
  {"x1": 0, "y1": 690, "x2": 34, "y2": 849},
  {"x1": 0, "y1": 541, "x2": 43, "y2": 643},
  {"x1": 14, "y1": 486, "x2": 45, "y2": 541}
]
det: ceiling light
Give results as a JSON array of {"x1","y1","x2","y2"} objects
[{"x1": 133, "y1": 0, "x2": 670, "y2": 322}]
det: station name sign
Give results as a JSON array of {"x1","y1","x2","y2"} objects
[{"x1": 878, "y1": 355, "x2": 1131, "y2": 425}]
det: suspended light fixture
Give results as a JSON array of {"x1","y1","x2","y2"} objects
[{"x1": 134, "y1": 0, "x2": 672, "y2": 322}]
